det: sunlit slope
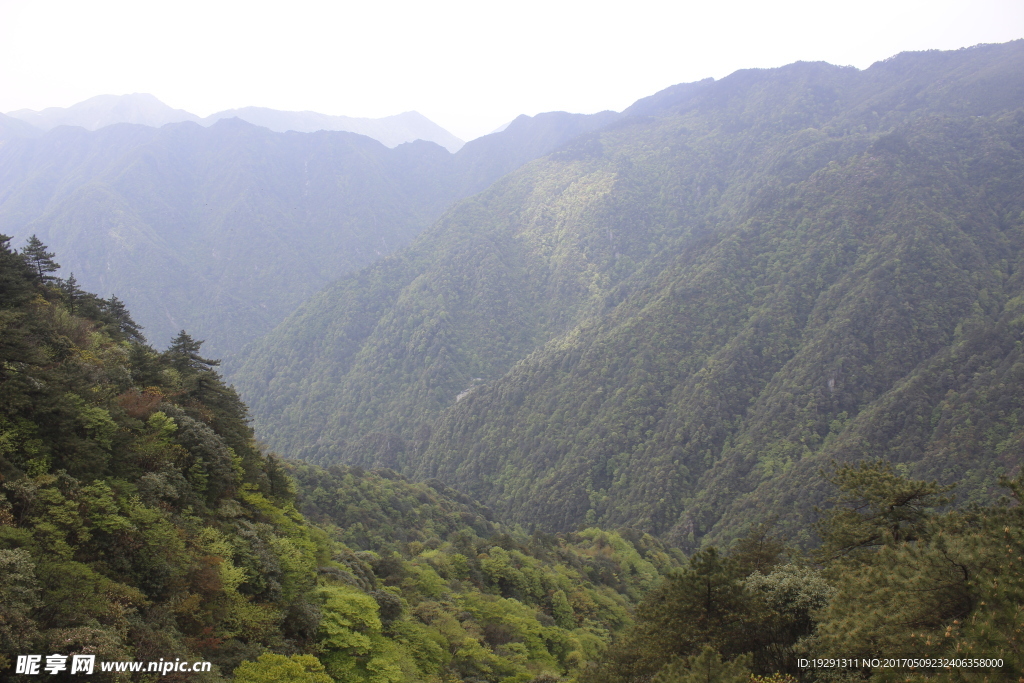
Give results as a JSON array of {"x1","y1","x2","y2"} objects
[
  {"x1": 421, "y1": 112, "x2": 1024, "y2": 547},
  {"x1": 235, "y1": 42, "x2": 1024, "y2": 545},
  {"x1": 235, "y1": 148, "x2": 628, "y2": 460}
]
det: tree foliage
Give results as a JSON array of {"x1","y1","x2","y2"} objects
[
  {"x1": 0, "y1": 239, "x2": 686, "y2": 682},
  {"x1": 20, "y1": 235, "x2": 59, "y2": 284},
  {"x1": 592, "y1": 466, "x2": 1023, "y2": 683}
]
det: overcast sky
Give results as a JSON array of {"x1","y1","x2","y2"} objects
[{"x1": 0, "y1": 0, "x2": 1021, "y2": 142}]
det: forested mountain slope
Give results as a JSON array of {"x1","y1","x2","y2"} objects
[
  {"x1": 0, "y1": 110, "x2": 614, "y2": 358},
  {"x1": 5, "y1": 240, "x2": 1024, "y2": 681},
  {"x1": 0, "y1": 238, "x2": 680, "y2": 681},
  {"x1": 422, "y1": 111, "x2": 1024, "y2": 548},
  {"x1": 234, "y1": 41, "x2": 1024, "y2": 548}
]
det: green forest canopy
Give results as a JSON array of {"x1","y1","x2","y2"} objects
[{"x1": 0, "y1": 226, "x2": 1022, "y2": 682}]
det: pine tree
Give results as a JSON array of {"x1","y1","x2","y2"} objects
[
  {"x1": 166, "y1": 330, "x2": 220, "y2": 374},
  {"x1": 20, "y1": 235, "x2": 59, "y2": 284},
  {"x1": 0, "y1": 234, "x2": 35, "y2": 307},
  {"x1": 809, "y1": 461, "x2": 975, "y2": 663},
  {"x1": 0, "y1": 234, "x2": 45, "y2": 381},
  {"x1": 814, "y1": 460, "x2": 955, "y2": 564},
  {"x1": 58, "y1": 273, "x2": 82, "y2": 312},
  {"x1": 651, "y1": 646, "x2": 752, "y2": 683},
  {"x1": 103, "y1": 296, "x2": 146, "y2": 343},
  {"x1": 593, "y1": 548, "x2": 749, "y2": 683},
  {"x1": 164, "y1": 330, "x2": 235, "y2": 411}
]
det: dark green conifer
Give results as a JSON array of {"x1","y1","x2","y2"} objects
[
  {"x1": 0, "y1": 235, "x2": 34, "y2": 306},
  {"x1": 0, "y1": 235, "x2": 44, "y2": 382},
  {"x1": 809, "y1": 462, "x2": 978, "y2": 664},
  {"x1": 166, "y1": 330, "x2": 220, "y2": 374},
  {"x1": 58, "y1": 273, "x2": 82, "y2": 312},
  {"x1": 814, "y1": 460, "x2": 955, "y2": 563},
  {"x1": 103, "y1": 295, "x2": 146, "y2": 343},
  {"x1": 21, "y1": 234, "x2": 59, "y2": 283},
  {"x1": 651, "y1": 646, "x2": 752, "y2": 683},
  {"x1": 594, "y1": 548, "x2": 749, "y2": 683}
]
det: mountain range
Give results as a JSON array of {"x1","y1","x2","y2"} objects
[
  {"x1": 5, "y1": 93, "x2": 464, "y2": 152},
  {"x1": 0, "y1": 106, "x2": 616, "y2": 358},
  {"x1": 3, "y1": 39, "x2": 1024, "y2": 681},
  {"x1": 3, "y1": 42, "x2": 1023, "y2": 554},
  {"x1": 231, "y1": 40, "x2": 1024, "y2": 549}
]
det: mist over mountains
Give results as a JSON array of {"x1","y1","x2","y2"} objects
[
  {"x1": 0, "y1": 106, "x2": 616, "y2": 357},
  {"x1": 7, "y1": 93, "x2": 202, "y2": 131},
  {"x1": 201, "y1": 108, "x2": 465, "y2": 153},
  {"x1": 5, "y1": 93, "x2": 465, "y2": 151}
]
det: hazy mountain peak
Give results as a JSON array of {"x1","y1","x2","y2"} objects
[
  {"x1": 7, "y1": 94, "x2": 465, "y2": 152},
  {"x1": 621, "y1": 77, "x2": 715, "y2": 118},
  {"x1": 201, "y1": 106, "x2": 464, "y2": 151},
  {"x1": 7, "y1": 93, "x2": 201, "y2": 131},
  {"x1": 0, "y1": 112, "x2": 40, "y2": 140}
]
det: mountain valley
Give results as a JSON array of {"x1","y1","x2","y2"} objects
[
  {"x1": 2, "y1": 39, "x2": 1024, "y2": 682},
  {"x1": 234, "y1": 42, "x2": 1024, "y2": 549},
  {"x1": 0, "y1": 108, "x2": 615, "y2": 358}
]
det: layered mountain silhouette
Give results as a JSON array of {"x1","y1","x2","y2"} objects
[
  {"x1": 0, "y1": 111, "x2": 39, "y2": 139},
  {"x1": 6, "y1": 93, "x2": 464, "y2": 151},
  {"x1": 200, "y1": 108, "x2": 465, "y2": 152},
  {"x1": 7, "y1": 93, "x2": 201, "y2": 131},
  {"x1": 0, "y1": 108, "x2": 617, "y2": 356}
]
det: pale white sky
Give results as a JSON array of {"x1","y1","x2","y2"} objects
[{"x1": 0, "y1": 0, "x2": 1021, "y2": 141}]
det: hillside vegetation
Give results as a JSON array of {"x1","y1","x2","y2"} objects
[
  {"x1": 4, "y1": 238, "x2": 1024, "y2": 681},
  {"x1": 0, "y1": 240, "x2": 679, "y2": 681},
  {"x1": 233, "y1": 41, "x2": 1024, "y2": 549}
]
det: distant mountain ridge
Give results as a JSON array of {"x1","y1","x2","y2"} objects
[
  {"x1": 0, "y1": 108, "x2": 620, "y2": 358},
  {"x1": 0, "y1": 111, "x2": 39, "y2": 139},
  {"x1": 6, "y1": 93, "x2": 465, "y2": 151},
  {"x1": 201, "y1": 107, "x2": 465, "y2": 152},
  {"x1": 7, "y1": 93, "x2": 201, "y2": 131}
]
